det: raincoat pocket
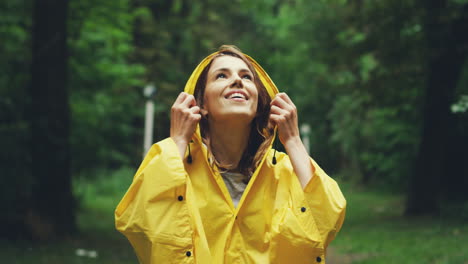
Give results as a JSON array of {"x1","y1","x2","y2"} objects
[
  {"x1": 124, "y1": 231, "x2": 194, "y2": 264},
  {"x1": 148, "y1": 232, "x2": 194, "y2": 264},
  {"x1": 270, "y1": 206, "x2": 325, "y2": 264}
]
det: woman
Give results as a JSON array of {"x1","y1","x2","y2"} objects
[{"x1": 115, "y1": 45, "x2": 346, "y2": 264}]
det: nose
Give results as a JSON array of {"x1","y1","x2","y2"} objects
[{"x1": 230, "y1": 75, "x2": 244, "y2": 88}]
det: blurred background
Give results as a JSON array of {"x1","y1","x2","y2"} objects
[{"x1": 1, "y1": 0, "x2": 467, "y2": 263}]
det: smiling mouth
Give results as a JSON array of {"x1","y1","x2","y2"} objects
[{"x1": 225, "y1": 92, "x2": 248, "y2": 100}]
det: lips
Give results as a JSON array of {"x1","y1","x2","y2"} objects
[{"x1": 224, "y1": 90, "x2": 249, "y2": 100}]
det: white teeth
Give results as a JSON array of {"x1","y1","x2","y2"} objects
[{"x1": 228, "y1": 92, "x2": 246, "y2": 99}]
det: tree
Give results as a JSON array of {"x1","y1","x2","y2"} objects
[
  {"x1": 0, "y1": 0, "x2": 33, "y2": 240},
  {"x1": 28, "y1": 0, "x2": 75, "y2": 238},
  {"x1": 406, "y1": 1, "x2": 468, "y2": 215}
]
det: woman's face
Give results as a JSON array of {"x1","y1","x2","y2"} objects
[{"x1": 202, "y1": 56, "x2": 258, "y2": 123}]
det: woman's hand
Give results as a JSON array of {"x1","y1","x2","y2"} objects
[
  {"x1": 170, "y1": 92, "x2": 201, "y2": 159},
  {"x1": 270, "y1": 92, "x2": 313, "y2": 188},
  {"x1": 269, "y1": 93, "x2": 300, "y2": 147}
]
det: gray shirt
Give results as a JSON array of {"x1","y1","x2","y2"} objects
[{"x1": 221, "y1": 171, "x2": 247, "y2": 208}]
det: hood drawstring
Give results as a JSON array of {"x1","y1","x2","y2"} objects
[
  {"x1": 187, "y1": 142, "x2": 193, "y2": 164},
  {"x1": 272, "y1": 136, "x2": 278, "y2": 165}
]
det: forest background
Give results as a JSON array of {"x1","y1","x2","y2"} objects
[{"x1": 1, "y1": 0, "x2": 467, "y2": 263}]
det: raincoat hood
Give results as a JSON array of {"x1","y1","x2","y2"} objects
[
  {"x1": 183, "y1": 51, "x2": 279, "y2": 98},
  {"x1": 182, "y1": 50, "x2": 280, "y2": 149}
]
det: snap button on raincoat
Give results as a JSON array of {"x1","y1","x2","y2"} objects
[{"x1": 115, "y1": 52, "x2": 346, "y2": 264}]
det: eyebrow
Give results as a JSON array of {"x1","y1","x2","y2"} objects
[{"x1": 212, "y1": 67, "x2": 252, "y2": 74}]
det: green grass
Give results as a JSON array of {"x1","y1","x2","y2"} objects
[
  {"x1": 1, "y1": 170, "x2": 466, "y2": 264},
  {"x1": 0, "y1": 167, "x2": 138, "y2": 264},
  {"x1": 331, "y1": 182, "x2": 468, "y2": 264},
  {"x1": 0, "y1": 210, "x2": 137, "y2": 264}
]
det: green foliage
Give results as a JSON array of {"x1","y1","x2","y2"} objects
[
  {"x1": 0, "y1": 0, "x2": 31, "y2": 134},
  {"x1": 74, "y1": 167, "x2": 135, "y2": 212},
  {"x1": 451, "y1": 0, "x2": 468, "y2": 5},
  {"x1": 329, "y1": 92, "x2": 372, "y2": 174},
  {"x1": 328, "y1": 91, "x2": 418, "y2": 187},
  {"x1": 451, "y1": 95, "x2": 468, "y2": 113},
  {"x1": 68, "y1": 0, "x2": 145, "y2": 172}
]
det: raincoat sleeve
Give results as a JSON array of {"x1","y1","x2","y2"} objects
[
  {"x1": 114, "y1": 138, "x2": 195, "y2": 264},
  {"x1": 302, "y1": 158, "x2": 346, "y2": 248}
]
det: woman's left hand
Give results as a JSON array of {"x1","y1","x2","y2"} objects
[
  {"x1": 269, "y1": 92, "x2": 301, "y2": 146},
  {"x1": 270, "y1": 92, "x2": 313, "y2": 188}
]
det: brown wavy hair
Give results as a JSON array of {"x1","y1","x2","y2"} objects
[{"x1": 194, "y1": 45, "x2": 274, "y2": 181}]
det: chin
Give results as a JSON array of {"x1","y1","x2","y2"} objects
[{"x1": 215, "y1": 110, "x2": 256, "y2": 123}]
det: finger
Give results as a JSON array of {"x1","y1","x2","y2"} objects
[
  {"x1": 174, "y1": 92, "x2": 188, "y2": 105},
  {"x1": 270, "y1": 105, "x2": 287, "y2": 115},
  {"x1": 181, "y1": 94, "x2": 197, "y2": 108},
  {"x1": 269, "y1": 114, "x2": 277, "y2": 126},
  {"x1": 189, "y1": 106, "x2": 200, "y2": 114},
  {"x1": 271, "y1": 94, "x2": 287, "y2": 106},
  {"x1": 269, "y1": 113, "x2": 285, "y2": 124},
  {"x1": 278, "y1": 92, "x2": 295, "y2": 107},
  {"x1": 271, "y1": 96, "x2": 294, "y2": 112},
  {"x1": 192, "y1": 113, "x2": 202, "y2": 122}
]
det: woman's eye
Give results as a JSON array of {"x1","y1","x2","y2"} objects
[
  {"x1": 242, "y1": 74, "x2": 252, "y2": 80},
  {"x1": 216, "y1": 73, "x2": 226, "y2": 79}
]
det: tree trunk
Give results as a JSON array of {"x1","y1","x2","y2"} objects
[
  {"x1": 28, "y1": 0, "x2": 75, "y2": 239},
  {"x1": 405, "y1": 2, "x2": 468, "y2": 216}
]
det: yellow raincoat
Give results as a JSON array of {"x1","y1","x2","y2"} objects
[{"x1": 115, "y1": 52, "x2": 346, "y2": 264}]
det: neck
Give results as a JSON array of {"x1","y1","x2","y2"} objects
[{"x1": 208, "y1": 119, "x2": 251, "y2": 170}]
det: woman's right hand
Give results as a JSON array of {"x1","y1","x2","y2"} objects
[{"x1": 170, "y1": 92, "x2": 201, "y2": 159}]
